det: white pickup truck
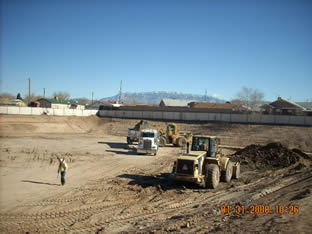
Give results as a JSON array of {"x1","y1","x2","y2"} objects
[{"x1": 136, "y1": 129, "x2": 159, "y2": 156}]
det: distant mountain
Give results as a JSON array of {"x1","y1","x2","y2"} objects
[{"x1": 100, "y1": 91, "x2": 225, "y2": 104}]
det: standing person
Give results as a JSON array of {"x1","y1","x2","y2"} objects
[{"x1": 57, "y1": 157, "x2": 68, "y2": 186}]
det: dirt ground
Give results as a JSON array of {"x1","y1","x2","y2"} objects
[{"x1": 0, "y1": 115, "x2": 311, "y2": 233}]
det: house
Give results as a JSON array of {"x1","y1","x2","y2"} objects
[
  {"x1": 188, "y1": 102, "x2": 244, "y2": 112},
  {"x1": 260, "y1": 103, "x2": 274, "y2": 114},
  {"x1": 0, "y1": 97, "x2": 26, "y2": 106},
  {"x1": 87, "y1": 101, "x2": 113, "y2": 110},
  {"x1": 159, "y1": 99, "x2": 195, "y2": 107},
  {"x1": 296, "y1": 102, "x2": 312, "y2": 110},
  {"x1": 262, "y1": 97, "x2": 306, "y2": 115},
  {"x1": 297, "y1": 102, "x2": 312, "y2": 116},
  {"x1": 37, "y1": 98, "x2": 85, "y2": 110},
  {"x1": 87, "y1": 101, "x2": 125, "y2": 110}
]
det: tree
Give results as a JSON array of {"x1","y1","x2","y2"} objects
[
  {"x1": 24, "y1": 93, "x2": 43, "y2": 104},
  {"x1": 16, "y1": 93, "x2": 22, "y2": 100},
  {"x1": 75, "y1": 97, "x2": 90, "y2": 105},
  {"x1": 128, "y1": 95, "x2": 138, "y2": 105},
  {"x1": 234, "y1": 87, "x2": 264, "y2": 112},
  {"x1": 0, "y1": 92, "x2": 15, "y2": 104},
  {"x1": 52, "y1": 91, "x2": 70, "y2": 100},
  {"x1": 0, "y1": 92, "x2": 15, "y2": 99}
]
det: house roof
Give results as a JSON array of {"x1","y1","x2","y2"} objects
[
  {"x1": 160, "y1": 98, "x2": 194, "y2": 107},
  {"x1": 99, "y1": 101, "x2": 115, "y2": 105},
  {"x1": 38, "y1": 98, "x2": 79, "y2": 105},
  {"x1": 296, "y1": 102, "x2": 312, "y2": 110},
  {"x1": 270, "y1": 97, "x2": 306, "y2": 110},
  {"x1": 189, "y1": 102, "x2": 237, "y2": 110}
]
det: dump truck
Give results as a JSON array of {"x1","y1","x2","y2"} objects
[
  {"x1": 136, "y1": 129, "x2": 159, "y2": 156},
  {"x1": 170, "y1": 135, "x2": 240, "y2": 189},
  {"x1": 127, "y1": 120, "x2": 150, "y2": 144},
  {"x1": 158, "y1": 123, "x2": 192, "y2": 147}
]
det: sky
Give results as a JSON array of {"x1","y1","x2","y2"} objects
[{"x1": 1, "y1": 0, "x2": 311, "y2": 102}]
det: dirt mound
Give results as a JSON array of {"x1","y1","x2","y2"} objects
[
  {"x1": 231, "y1": 142, "x2": 310, "y2": 170},
  {"x1": 0, "y1": 115, "x2": 113, "y2": 136}
]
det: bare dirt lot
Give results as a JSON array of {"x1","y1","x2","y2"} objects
[{"x1": 0, "y1": 115, "x2": 311, "y2": 233}]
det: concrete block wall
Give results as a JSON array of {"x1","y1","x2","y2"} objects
[
  {"x1": 7, "y1": 106, "x2": 20, "y2": 115},
  {"x1": 305, "y1": 116, "x2": 312, "y2": 125},
  {"x1": 2, "y1": 107, "x2": 311, "y2": 126},
  {"x1": 0, "y1": 106, "x2": 8, "y2": 114},
  {"x1": 0, "y1": 106, "x2": 97, "y2": 117},
  {"x1": 19, "y1": 107, "x2": 32, "y2": 115},
  {"x1": 97, "y1": 110, "x2": 312, "y2": 126}
]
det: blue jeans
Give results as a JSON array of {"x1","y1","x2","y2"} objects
[{"x1": 61, "y1": 171, "x2": 66, "y2": 185}]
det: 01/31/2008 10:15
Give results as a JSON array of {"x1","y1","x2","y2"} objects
[{"x1": 220, "y1": 205, "x2": 299, "y2": 215}]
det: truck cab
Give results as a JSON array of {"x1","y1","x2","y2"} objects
[{"x1": 136, "y1": 129, "x2": 159, "y2": 156}]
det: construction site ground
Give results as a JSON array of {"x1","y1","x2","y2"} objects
[{"x1": 0, "y1": 115, "x2": 311, "y2": 233}]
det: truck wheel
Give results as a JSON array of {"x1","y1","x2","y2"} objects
[
  {"x1": 221, "y1": 161, "x2": 233, "y2": 183},
  {"x1": 176, "y1": 137, "x2": 187, "y2": 147},
  {"x1": 205, "y1": 164, "x2": 220, "y2": 189},
  {"x1": 159, "y1": 136, "x2": 167, "y2": 147},
  {"x1": 233, "y1": 163, "x2": 240, "y2": 179}
]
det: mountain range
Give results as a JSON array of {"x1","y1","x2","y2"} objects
[{"x1": 100, "y1": 91, "x2": 225, "y2": 104}]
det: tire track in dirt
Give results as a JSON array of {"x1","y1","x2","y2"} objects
[{"x1": 1, "y1": 169, "x2": 308, "y2": 233}]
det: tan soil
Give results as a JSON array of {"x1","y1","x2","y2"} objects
[{"x1": 0, "y1": 114, "x2": 311, "y2": 233}]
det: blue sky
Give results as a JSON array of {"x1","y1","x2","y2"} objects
[{"x1": 1, "y1": 0, "x2": 311, "y2": 101}]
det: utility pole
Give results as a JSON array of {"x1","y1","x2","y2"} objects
[
  {"x1": 205, "y1": 89, "x2": 207, "y2": 101},
  {"x1": 28, "y1": 77, "x2": 31, "y2": 104},
  {"x1": 92, "y1": 91, "x2": 94, "y2": 104},
  {"x1": 43, "y1": 88, "x2": 46, "y2": 98},
  {"x1": 119, "y1": 80, "x2": 122, "y2": 103}
]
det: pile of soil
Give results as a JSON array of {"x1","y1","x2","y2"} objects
[{"x1": 231, "y1": 142, "x2": 309, "y2": 170}]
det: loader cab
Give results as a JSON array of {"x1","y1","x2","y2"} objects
[
  {"x1": 191, "y1": 136, "x2": 219, "y2": 158},
  {"x1": 166, "y1": 124, "x2": 177, "y2": 136}
]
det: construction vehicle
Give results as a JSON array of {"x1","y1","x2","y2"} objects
[
  {"x1": 170, "y1": 135, "x2": 240, "y2": 189},
  {"x1": 127, "y1": 120, "x2": 150, "y2": 144},
  {"x1": 136, "y1": 129, "x2": 159, "y2": 156},
  {"x1": 158, "y1": 123, "x2": 192, "y2": 147}
]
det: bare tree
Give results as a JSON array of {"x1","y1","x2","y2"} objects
[
  {"x1": 52, "y1": 91, "x2": 70, "y2": 100},
  {"x1": 24, "y1": 93, "x2": 43, "y2": 104},
  {"x1": 76, "y1": 97, "x2": 90, "y2": 105},
  {"x1": 0, "y1": 92, "x2": 15, "y2": 99},
  {"x1": 234, "y1": 87, "x2": 264, "y2": 111},
  {"x1": 305, "y1": 98, "x2": 312, "y2": 110},
  {"x1": 0, "y1": 92, "x2": 15, "y2": 104},
  {"x1": 128, "y1": 95, "x2": 138, "y2": 105}
]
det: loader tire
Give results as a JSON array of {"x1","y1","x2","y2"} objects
[
  {"x1": 205, "y1": 164, "x2": 220, "y2": 189},
  {"x1": 233, "y1": 163, "x2": 240, "y2": 179},
  {"x1": 221, "y1": 161, "x2": 233, "y2": 183},
  {"x1": 159, "y1": 136, "x2": 167, "y2": 147},
  {"x1": 176, "y1": 137, "x2": 187, "y2": 147}
]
